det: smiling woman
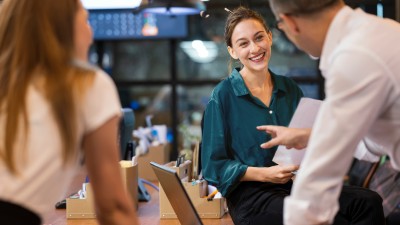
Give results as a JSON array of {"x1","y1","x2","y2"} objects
[{"x1": 200, "y1": 6, "x2": 304, "y2": 225}]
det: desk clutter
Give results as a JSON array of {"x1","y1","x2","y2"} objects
[
  {"x1": 64, "y1": 143, "x2": 226, "y2": 220},
  {"x1": 64, "y1": 144, "x2": 169, "y2": 219},
  {"x1": 159, "y1": 160, "x2": 226, "y2": 219},
  {"x1": 66, "y1": 159, "x2": 138, "y2": 219}
]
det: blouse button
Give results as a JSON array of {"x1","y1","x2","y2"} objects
[{"x1": 269, "y1": 110, "x2": 273, "y2": 114}]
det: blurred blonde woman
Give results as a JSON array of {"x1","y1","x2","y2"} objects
[{"x1": 0, "y1": 0, "x2": 138, "y2": 224}]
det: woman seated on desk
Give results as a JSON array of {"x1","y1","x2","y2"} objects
[{"x1": 201, "y1": 6, "x2": 384, "y2": 225}]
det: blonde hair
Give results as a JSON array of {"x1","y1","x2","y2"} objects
[{"x1": 0, "y1": 0, "x2": 94, "y2": 174}]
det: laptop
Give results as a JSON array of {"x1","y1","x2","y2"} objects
[{"x1": 150, "y1": 161, "x2": 203, "y2": 225}]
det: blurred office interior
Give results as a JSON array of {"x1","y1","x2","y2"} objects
[{"x1": 85, "y1": 0, "x2": 400, "y2": 159}]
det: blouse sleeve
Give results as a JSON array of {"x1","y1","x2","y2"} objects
[{"x1": 201, "y1": 98, "x2": 248, "y2": 197}]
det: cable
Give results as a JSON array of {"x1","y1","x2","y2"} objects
[{"x1": 139, "y1": 178, "x2": 159, "y2": 191}]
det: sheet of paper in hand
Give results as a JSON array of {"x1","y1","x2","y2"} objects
[{"x1": 272, "y1": 97, "x2": 322, "y2": 166}]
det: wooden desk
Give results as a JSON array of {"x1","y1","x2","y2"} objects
[{"x1": 45, "y1": 170, "x2": 233, "y2": 225}]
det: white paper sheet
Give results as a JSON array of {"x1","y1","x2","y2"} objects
[{"x1": 272, "y1": 97, "x2": 322, "y2": 166}]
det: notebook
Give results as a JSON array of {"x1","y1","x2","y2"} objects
[{"x1": 150, "y1": 161, "x2": 203, "y2": 225}]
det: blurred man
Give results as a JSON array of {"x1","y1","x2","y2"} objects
[{"x1": 262, "y1": 0, "x2": 400, "y2": 224}]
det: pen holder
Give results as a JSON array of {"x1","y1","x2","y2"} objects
[
  {"x1": 66, "y1": 160, "x2": 138, "y2": 219},
  {"x1": 163, "y1": 160, "x2": 192, "y2": 181},
  {"x1": 159, "y1": 161, "x2": 226, "y2": 219},
  {"x1": 119, "y1": 160, "x2": 138, "y2": 209},
  {"x1": 66, "y1": 183, "x2": 96, "y2": 219}
]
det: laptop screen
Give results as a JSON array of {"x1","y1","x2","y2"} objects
[{"x1": 150, "y1": 162, "x2": 203, "y2": 225}]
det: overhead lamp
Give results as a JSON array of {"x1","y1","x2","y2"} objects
[
  {"x1": 180, "y1": 40, "x2": 218, "y2": 63},
  {"x1": 135, "y1": 0, "x2": 206, "y2": 15},
  {"x1": 81, "y1": 0, "x2": 142, "y2": 10}
]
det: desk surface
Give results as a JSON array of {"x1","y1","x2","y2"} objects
[{"x1": 45, "y1": 170, "x2": 233, "y2": 225}]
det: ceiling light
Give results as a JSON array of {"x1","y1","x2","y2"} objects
[
  {"x1": 180, "y1": 40, "x2": 218, "y2": 63},
  {"x1": 135, "y1": 0, "x2": 206, "y2": 15}
]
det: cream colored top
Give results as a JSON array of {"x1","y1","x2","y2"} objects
[{"x1": 0, "y1": 67, "x2": 121, "y2": 220}]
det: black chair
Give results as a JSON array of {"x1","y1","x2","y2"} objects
[
  {"x1": 347, "y1": 158, "x2": 380, "y2": 188},
  {"x1": 347, "y1": 157, "x2": 400, "y2": 225}
]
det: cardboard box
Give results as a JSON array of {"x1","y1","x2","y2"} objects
[
  {"x1": 159, "y1": 161, "x2": 226, "y2": 219},
  {"x1": 66, "y1": 160, "x2": 138, "y2": 219},
  {"x1": 120, "y1": 160, "x2": 139, "y2": 209},
  {"x1": 138, "y1": 144, "x2": 170, "y2": 181},
  {"x1": 66, "y1": 183, "x2": 96, "y2": 219}
]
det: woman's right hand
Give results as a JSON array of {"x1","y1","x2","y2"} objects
[
  {"x1": 241, "y1": 165, "x2": 299, "y2": 184},
  {"x1": 262, "y1": 165, "x2": 299, "y2": 183}
]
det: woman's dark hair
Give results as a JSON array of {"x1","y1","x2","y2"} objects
[
  {"x1": 224, "y1": 6, "x2": 270, "y2": 71},
  {"x1": 224, "y1": 6, "x2": 270, "y2": 48}
]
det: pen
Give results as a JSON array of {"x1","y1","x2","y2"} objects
[{"x1": 204, "y1": 189, "x2": 219, "y2": 201}]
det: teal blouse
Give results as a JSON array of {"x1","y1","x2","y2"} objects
[{"x1": 201, "y1": 68, "x2": 304, "y2": 197}]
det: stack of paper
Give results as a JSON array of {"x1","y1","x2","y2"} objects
[{"x1": 272, "y1": 97, "x2": 322, "y2": 166}]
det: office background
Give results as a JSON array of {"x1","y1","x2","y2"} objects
[{"x1": 87, "y1": 0, "x2": 400, "y2": 159}]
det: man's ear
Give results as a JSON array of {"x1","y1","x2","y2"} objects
[
  {"x1": 280, "y1": 13, "x2": 300, "y2": 34},
  {"x1": 227, "y1": 46, "x2": 238, "y2": 59}
]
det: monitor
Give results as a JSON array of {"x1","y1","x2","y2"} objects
[
  {"x1": 82, "y1": 0, "x2": 188, "y2": 40},
  {"x1": 119, "y1": 108, "x2": 135, "y2": 160},
  {"x1": 87, "y1": 10, "x2": 188, "y2": 40}
]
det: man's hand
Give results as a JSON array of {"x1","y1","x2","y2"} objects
[{"x1": 257, "y1": 125, "x2": 311, "y2": 150}]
